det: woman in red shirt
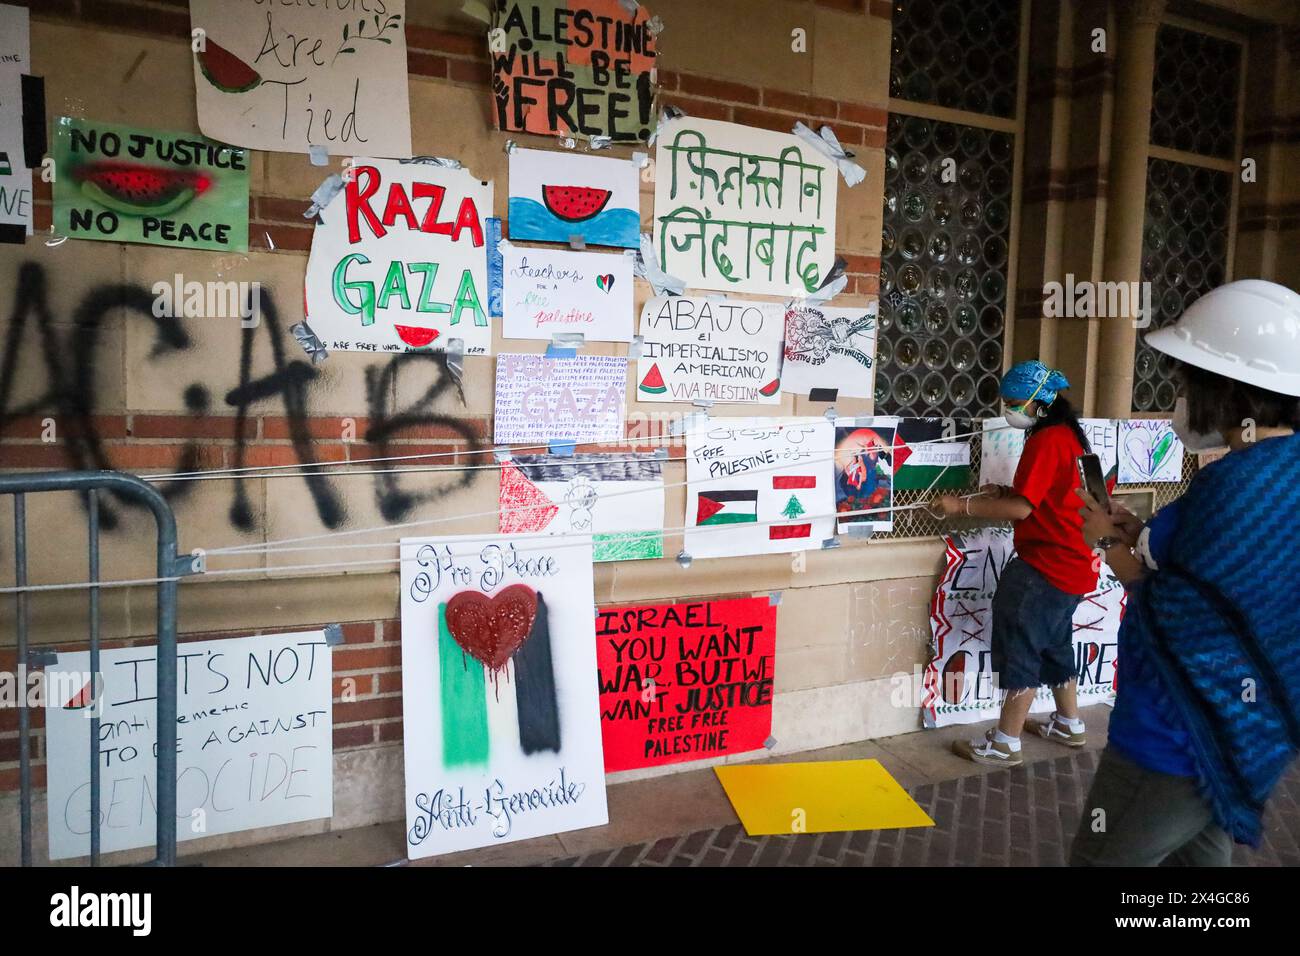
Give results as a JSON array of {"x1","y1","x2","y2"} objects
[{"x1": 933, "y1": 360, "x2": 1097, "y2": 766}]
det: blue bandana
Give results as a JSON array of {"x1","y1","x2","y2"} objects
[{"x1": 1000, "y1": 360, "x2": 1070, "y2": 406}]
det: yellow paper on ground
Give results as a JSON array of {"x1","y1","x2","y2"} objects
[{"x1": 714, "y1": 759, "x2": 934, "y2": 835}]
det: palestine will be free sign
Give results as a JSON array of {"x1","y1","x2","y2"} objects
[
  {"x1": 490, "y1": 1, "x2": 658, "y2": 144},
  {"x1": 595, "y1": 597, "x2": 776, "y2": 772}
]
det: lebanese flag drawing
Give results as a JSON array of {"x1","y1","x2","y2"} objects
[{"x1": 696, "y1": 490, "x2": 758, "y2": 525}]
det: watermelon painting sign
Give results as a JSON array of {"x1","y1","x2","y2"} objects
[
  {"x1": 596, "y1": 597, "x2": 777, "y2": 771},
  {"x1": 189, "y1": 0, "x2": 412, "y2": 157},
  {"x1": 51, "y1": 117, "x2": 250, "y2": 252},
  {"x1": 507, "y1": 147, "x2": 640, "y2": 249},
  {"x1": 304, "y1": 159, "x2": 494, "y2": 354},
  {"x1": 921, "y1": 527, "x2": 1122, "y2": 728},
  {"x1": 636, "y1": 295, "x2": 785, "y2": 405},
  {"x1": 684, "y1": 417, "x2": 835, "y2": 558},
  {"x1": 490, "y1": 0, "x2": 658, "y2": 144}
]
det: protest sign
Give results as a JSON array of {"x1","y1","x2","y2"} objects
[
  {"x1": 596, "y1": 597, "x2": 776, "y2": 771},
  {"x1": 46, "y1": 631, "x2": 332, "y2": 860},
  {"x1": 399, "y1": 534, "x2": 608, "y2": 857},
  {"x1": 636, "y1": 295, "x2": 784, "y2": 404},
  {"x1": 305, "y1": 159, "x2": 493, "y2": 354},
  {"x1": 493, "y1": 352, "x2": 627, "y2": 444},
  {"x1": 893, "y1": 418, "x2": 972, "y2": 491},
  {"x1": 507, "y1": 147, "x2": 640, "y2": 248},
  {"x1": 189, "y1": 0, "x2": 412, "y2": 157},
  {"x1": 653, "y1": 116, "x2": 837, "y2": 296},
  {"x1": 490, "y1": 0, "x2": 658, "y2": 144},
  {"x1": 780, "y1": 304, "x2": 877, "y2": 399},
  {"x1": 685, "y1": 417, "x2": 834, "y2": 558},
  {"x1": 0, "y1": 4, "x2": 33, "y2": 241},
  {"x1": 499, "y1": 453, "x2": 664, "y2": 561},
  {"x1": 52, "y1": 117, "x2": 249, "y2": 252},
  {"x1": 501, "y1": 245, "x2": 634, "y2": 341},
  {"x1": 921, "y1": 527, "x2": 1123, "y2": 727},
  {"x1": 834, "y1": 416, "x2": 898, "y2": 534},
  {"x1": 1118, "y1": 419, "x2": 1184, "y2": 483}
]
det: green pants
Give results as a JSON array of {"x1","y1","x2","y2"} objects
[{"x1": 1070, "y1": 747, "x2": 1233, "y2": 867}]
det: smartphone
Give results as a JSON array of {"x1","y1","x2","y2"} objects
[{"x1": 1076, "y1": 453, "x2": 1110, "y2": 511}]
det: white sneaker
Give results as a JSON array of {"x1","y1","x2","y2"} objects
[{"x1": 951, "y1": 728, "x2": 1023, "y2": 767}]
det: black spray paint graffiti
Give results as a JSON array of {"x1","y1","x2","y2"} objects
[{"x1": 0, "y1": 261, "x2": 484, "y2": 532}]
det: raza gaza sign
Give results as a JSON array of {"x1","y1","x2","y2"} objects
[{"x1": 305, "y1": 159, "x2": 493, "y2": 354}]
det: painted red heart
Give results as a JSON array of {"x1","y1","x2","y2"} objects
[{"x1": 444, "y1": 585, "x2": 539, "y2": 671}]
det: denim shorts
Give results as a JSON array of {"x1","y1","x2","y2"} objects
[{"x1": 990, "y1": 557, "x2": 1082, "y2": 691}]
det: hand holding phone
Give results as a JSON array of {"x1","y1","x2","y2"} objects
[{"x1": 1076, "y1": 453, "x2": 1110, "y2": 512}]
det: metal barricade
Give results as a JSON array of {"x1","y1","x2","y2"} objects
[{"x1": 1, "y1": 470, "x2": 180, "y2": 867}]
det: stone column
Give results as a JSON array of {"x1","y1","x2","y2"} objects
[{"x1": 1094, "y1": 0, "x2": 1165, "y2": 417}]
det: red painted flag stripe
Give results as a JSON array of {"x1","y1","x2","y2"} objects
[
  {"x1": 772, "y1": 476, "x2": 816, "y2": 489},
  {"x1": 769, "y1": 524, "x2": 813, "y2": 540}
]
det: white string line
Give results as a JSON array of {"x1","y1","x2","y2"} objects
[
  {"x1": 206, "y1": 424, "x2": 998, "y2": 558},
  {"x1": 0, "y1": 493, "x2": 990, "y2": 596},
  {"x1": 149, "y1": 453, "x2": 674, "y2": 483}
]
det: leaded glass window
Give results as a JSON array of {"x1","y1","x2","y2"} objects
[
  {"x1": 879, "y1": 116, "x2": 1014, "y2": 418},
  {"x1": 1135, "y1": 24, "x2": 1241, "y2": 413}
]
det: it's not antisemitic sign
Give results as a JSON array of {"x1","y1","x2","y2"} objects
[
  {"x1": 653, "y1": 117, "x2": 837, "y2": 297},
  {"x1": 46, "y1": 631, "x2": 333, "y2": 860}
]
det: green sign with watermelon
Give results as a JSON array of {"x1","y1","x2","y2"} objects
[{"x1": 52, "y1": 117, "x2": 249, "y2": 252}]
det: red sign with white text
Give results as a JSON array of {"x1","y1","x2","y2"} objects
[{"x1": 595, "y1": 596, "x2": 776, "y2": 771}]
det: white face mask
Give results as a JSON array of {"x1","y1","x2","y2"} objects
[
  {"x1": 1171, "y1": 395, "x2": 1225, "y2": 451},
  {"x1": 1004, "y1": 407, "x2": 1036, "y2": 430}
]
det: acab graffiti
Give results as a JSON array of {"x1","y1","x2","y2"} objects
[{"x1": 0, "y1": 261, "x2": 483, "y2": 532}]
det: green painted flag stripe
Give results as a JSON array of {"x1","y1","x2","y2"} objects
[
  {"x1": 699, "y1": 512, "x2": 759, "y2": 525},
  {"x1": 438, "y1": 601, "x2": 490, "y2": 767},
  {"x1": 894, "y1": 465, "x2": 971, "y2": 491}
]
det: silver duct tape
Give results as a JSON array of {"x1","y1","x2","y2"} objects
[
  {"x1": 627, "y1": 334, "x2": 644, "y2": 357},
  {"x1": 820, "y1": 537, "x2": 842, "y2": 550},
  {"x1": 568, "y1": 234, "x2": 586, "y2": 250},
  {"x1": 631, "y1": 151, "x2": 649, "y2": 167},
  {"x1": 290, "y1": 321, "x2": 329, "y2": 364},
  {"x1": 635, "y1": 233, "x2": 686, "y2": 295},
  {"x1": 618, "y1": 0, "x2": 639, "y2": 11},
  {"x1": 646, "y1": 105, "x2": 684, "y2": 145},
  {"x1": 587, "y1": 135, "x2": 613, "y2": 150},
  {"x1": 768, "y1": 591, "x2": 783, "y2": 606},
  {"x1": 653, "y1": 447, "x2": 669, "y2": 460},
  {"x1": 503, "y1": 140, "x2": 518, "y2": 153},
  {"x1": 823, "y1": 406, "x2": 838, "y2": 422},
  {"x1": 309, "y1": 144, "x2": 330, "y2": 167},
  {"x1": 646, "y1": 15, "x2": 665, "y2": 36},
  {"x1": 493, "y1": 447, "x2": 513, "y2": 463},
  {"x1": 497, "y1": 237, "x2": 515, "y2": 255},
  {"x1": 843, "y1": 523, "x2": 876, "y2": 538},
  {"x1": 400, "y1": 156, "x2": 463, "y2": 169},
  {"x1": 304, "y1": 173, "x2": 344, "y2": 220},
  {"x1": 692, "y1": 398, "x2": 715, "y2": 408},
  {"x1": 668, "y1": 409, "x2": 710, "y2": 436},
  {"x1": 791, "y1": 121, "x2": 867, "y2": 187},
  {"x1": 559, "y1": 137, "x2": 576, "y2": 150},
  {"x1": 550, "y1": 332, "x2": 586, "y2": 347},
  {"x1": 444, "y1": 337, "x2": 465, "y2": 386},
  {"x1": 323, "y1": 623, "x2": 344, "y2": 646}
]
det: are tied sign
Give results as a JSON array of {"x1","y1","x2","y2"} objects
[
  {"x1": 595, "y1": 597, "x2": 776, "y2": 772},
  {"x1": 45, "y1": 631, "x2": 332, "y2": 861}
]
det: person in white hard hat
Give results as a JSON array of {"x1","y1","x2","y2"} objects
[{"x1": 1071, "y1": 279, "x2": 1300, "y2": 866}]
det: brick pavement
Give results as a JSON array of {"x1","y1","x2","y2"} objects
[{"x1": 542, "y1": 750, "x2": 1300, "y2": 867}]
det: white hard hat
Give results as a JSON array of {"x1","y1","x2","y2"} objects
[{"x1": 1144, "y1": 279, "x2": 1300, "y2": 397}]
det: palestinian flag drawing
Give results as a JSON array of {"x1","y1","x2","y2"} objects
[
  {"x1": 696, "y1": 489, "x2": 758, "y2": 525},
  {"x1": 893, "y1": 418, "x2": 973, "y2": 491}
]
